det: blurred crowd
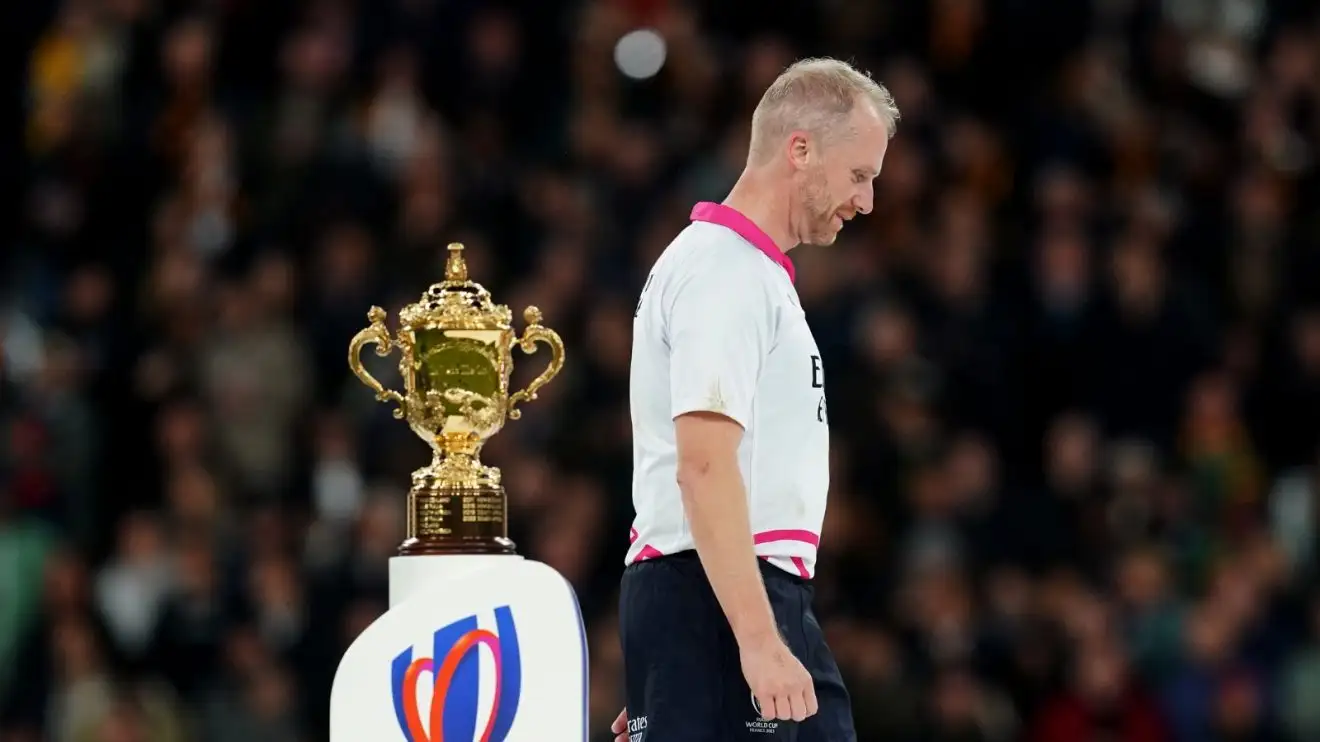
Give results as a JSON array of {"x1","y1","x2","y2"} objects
[{"x1": 6, "y1": 0, "x2": 1320, "y2": 740}]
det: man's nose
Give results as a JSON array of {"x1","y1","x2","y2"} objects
[{"x1": 854, "y1": 186, "x2": 874, "y2": 215}]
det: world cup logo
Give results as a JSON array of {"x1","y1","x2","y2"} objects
[{"x1": 390, "y1": 606, "x2": 522, "y2": 742}]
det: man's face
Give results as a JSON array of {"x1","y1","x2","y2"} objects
[{"x1": 794, "y1": 105, "x2": 889, "y2": 246}]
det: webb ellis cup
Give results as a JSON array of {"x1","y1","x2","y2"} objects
[{"x1": 348, "y1": 243, "x2": 565, "y2": 555}]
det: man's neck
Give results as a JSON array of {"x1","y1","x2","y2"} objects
[{"x1": 722, "y1": 170, "x2": 798, "y2": 253}]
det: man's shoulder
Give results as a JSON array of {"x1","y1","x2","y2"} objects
[
  {"x1": 683, "y1": 222, "x2": 776, "y2": 269},
  {"x1": 654, "y1": 224, "x2": 779, "y2": 292}
]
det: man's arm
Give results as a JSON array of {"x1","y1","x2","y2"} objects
[
  {"x1": 664, "y1": 265, "x2": 816, "y2": 722},
  {"x1": 674, "y1": 411, "x2": 778, "y2": 647}
]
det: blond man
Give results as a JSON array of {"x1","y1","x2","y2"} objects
[{"x1": 614, "y1": 57, "x2": 899, "y2": 741}]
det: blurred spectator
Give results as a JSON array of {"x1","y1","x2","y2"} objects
[
  {"x1": 94, "y1": 511, "x2": 171, "y2": 661},
  {"x1": 1031, "y1": 637, "x2": 1167, "y2": 742}
]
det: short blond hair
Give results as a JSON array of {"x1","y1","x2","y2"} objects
[{"x1": 748, "y1": 57, "x2": 900, "y2": 164}]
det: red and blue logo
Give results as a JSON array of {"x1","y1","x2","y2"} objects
[{"x1": 390, "y1": 606, "x2": 522, "y2": 742}]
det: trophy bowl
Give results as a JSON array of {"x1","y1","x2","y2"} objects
[{"x1": 348, "y1": 243, "x2": 564, "y2": 555}]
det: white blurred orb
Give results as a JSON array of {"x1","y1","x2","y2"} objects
[{"x1": 614, "y1": 28, "x2": 667, "y2": 80}]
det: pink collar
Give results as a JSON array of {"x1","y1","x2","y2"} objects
[{"x1": 690, "y1": 201, "x2": 795, "y2": 284}]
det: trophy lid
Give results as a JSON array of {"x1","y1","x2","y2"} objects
[{"x1": 398, "y1": 243, "x2": 513, "y2": 331}]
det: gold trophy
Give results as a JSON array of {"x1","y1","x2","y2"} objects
[{"x1": 347, "y1": 243, "x2": 564, "y2": 555}]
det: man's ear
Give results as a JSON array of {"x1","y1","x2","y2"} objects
[{"x1": 786, "y1": 132, "x2": 811, "y2": 170}]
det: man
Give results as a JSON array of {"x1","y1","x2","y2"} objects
[{"x1": 612, "y1": 57, "x2": 899, "y2": 741}]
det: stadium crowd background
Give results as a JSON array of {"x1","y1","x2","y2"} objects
[{"x1": 5, "y1": 0, "x2": 1320, "y2": 740}]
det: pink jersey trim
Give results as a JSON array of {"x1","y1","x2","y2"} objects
[
  {"x1": 789, "y1": 557, "x2": 810, "y2": 579},
  {"x1": 628, "y1": 528, "x2": 819, "y2": 579},
  {"x1": 635, "y1": 544, "x2": 664, "y2": 561},
  {"x1": 752, "y1": 529, "x2": 821, "y2": 548},
  {"x1": 690, "y1": 202, "x2": 795, "y2": 284}
]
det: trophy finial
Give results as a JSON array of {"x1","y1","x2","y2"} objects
[{"x1": 445, "y1": 243, "x2": 468, "y2": 282}]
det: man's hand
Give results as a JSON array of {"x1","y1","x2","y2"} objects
[
  {"x1": 611, "y1": 707, "x2": 628, "y2": 741},
  {"x1": 740, "y1": 634, "x2": 818, "y2": 721}
]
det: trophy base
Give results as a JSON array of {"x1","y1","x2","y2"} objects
[
  {"x1": 397, "y1": 536, "x2": 518, "y2": 556},
  {"x1": 399, "y1": 482, "x2": 518, "y2": 557}
]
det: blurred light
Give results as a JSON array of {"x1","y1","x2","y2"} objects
[{"x1": 614, "y1": 28, "x2": 666, "y2": 80}]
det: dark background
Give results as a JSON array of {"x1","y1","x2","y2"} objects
[{"x1": 5, "y1": 0, "x2": 1320, "y2": 740}]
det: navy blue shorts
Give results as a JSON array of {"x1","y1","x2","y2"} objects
[{"x1": 618, "y1": 551, "x2": 856, "y2": 741}]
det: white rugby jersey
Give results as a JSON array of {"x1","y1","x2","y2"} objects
[{"x1": 626, "y1": 201, "x2": 831, "y2": 579}]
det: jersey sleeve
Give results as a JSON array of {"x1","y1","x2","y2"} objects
[{"x1": 667, "y1": 269, "x2": 774, "y2": 428}]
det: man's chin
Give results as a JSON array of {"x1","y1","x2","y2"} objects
[{"x1": 806, "y1": 230, "x2": 840, "y2": 247}]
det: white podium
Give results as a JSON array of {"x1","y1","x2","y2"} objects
[{"x1": 329, "y1": 555, "x2": 589, "y2": 741}]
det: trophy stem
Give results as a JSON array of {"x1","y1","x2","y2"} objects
[{"x1": 397, "y1": 449, "x2": 517, "y2": 556}]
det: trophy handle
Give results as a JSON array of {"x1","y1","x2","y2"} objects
[
  {"x1": 348, "y1": 306, "x2": 407, "y2": 420},
  {"x1": 508, "y1": 306, "x2": 565, "y2": 420}
]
